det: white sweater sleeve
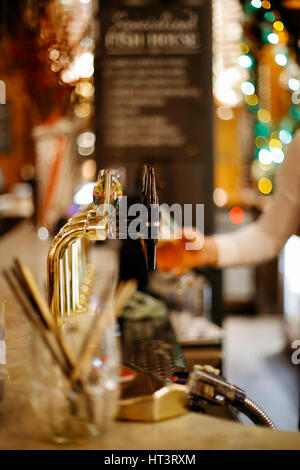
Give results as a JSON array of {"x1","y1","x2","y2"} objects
[{"x1": 213, "y1": 130, "x2": 300, "y2": 267}]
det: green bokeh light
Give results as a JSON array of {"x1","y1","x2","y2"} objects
[
  {"x1": 264, "y1": 12, "x2": 275, "y2": 22},
  {"x1": 255, "y1": 123, "x2": 270, "y2": 137},
  {"x1": 290, "y1": 105, "x2": 300, "y2": 121}
]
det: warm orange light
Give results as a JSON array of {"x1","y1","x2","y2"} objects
[
  {"x1": 229, "y1": 206, "x2": 245, "y2": 225},
  {"x1": 74, "y1": 102, "x2": 92, "y2": 118},
  {"x1": 262, "y1": 0, "x2": 271, "y2": 8}
]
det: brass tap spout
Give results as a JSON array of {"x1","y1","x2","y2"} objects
[
  {"x1": 47, "y1": 220, "x2": 86, "y2": 323},
  {"x1": 47, "y1": 167, "x2": 160, "y2": 323},
  {"x1": 47, "y1": 168, "x2": 121, "y2": 322}
]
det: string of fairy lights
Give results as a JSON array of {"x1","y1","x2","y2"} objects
[{"x1": 239, "y1": 0, "x2": 300, "y2": 195}]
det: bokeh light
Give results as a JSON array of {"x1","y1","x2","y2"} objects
[
  {"x1": 77, "y1": 130, "x2": 95, "y2": 156},
  {"x1": 271, "y1": 148, "x2": 285, "y2": 163},
  {"x1": 214, "y1": 67, "x2": 245, "y2": 106},
  {"x1": 292, "y1": 91, "x2": 300, "y2": 105},
  {"x1": 279, "y1": 129, "x2": 292, "y2": 144},
  {"x1": 75, "y1": 81, "x2": 94, "y2": 98},
  {"x1": 74, "y1": 102, "x2": 92, "y2": 118},
  {"x1": 267, "y1": 33, "x2": 279, "y2": 44},
  {"x1": 213, "y1": 188, "x2": 228, "y2": 207},
  {"x1": 255, "y1": 123, "x2": 269, "y2": 137},
  {"x1": 239, "y1": 43, "x2": 249, "y2": 54},
  {"x1": 275, "y1": 53, "x2": 288, "y2": 67},
  {"x1": 77, "y1": 131, "x2": 95, "y2": 148},
  {"x1": 288, "y1": 79, "x2": 300, "y2": 91},
  {"x1": 258, "y1": 109, "x2": 271, "y2": 123},
  {"x1": 74, "y1": 182, "x2": 95, "y2": 205},
  {"x1": 38, "y1": 227, "x2": 49, "y2": 241},
  {"x1": 20, "y1": 164, "x2": 35, "y2": 181},
  {"x1": 217, "y1": 106, "x2": 234, "y2": 120},
  {"x1": 241, "y1": 81, "x2": 255, "y2": 95},
  {"x1": 258, "y1": 177, "x2": 272, "y2": 194},
  {"x1": 258, "y1": 148, "x2": 272, "y2": 164},
  {"x1": 238, "y1": 55, "x2": 253, "y2": 69},
  {"x1": 258, "y1": 160, "x2": 272, "y2": 171},
  {"x1": 229, "y1": 206, "x2": 245, "y2": 225},
  {"x1": 251, "y1": 0, "x2": 262, "y2": 8},
  {"x1": 265, "y1": 11, "x2": 275, "y2": 21},
  {"x1": 262, "y1": 0, "x2": 271, "y2": 8},
  {"x1": 81, "y1": 159, "x2": 96, "y2": 180},
  {"x1": 273, "y1": 21, "x2": 284, "y2": 32},
  {"x1": 245, "y1": 94, "x2": 258, "y2": 106},
  {"x1": 74, "y1": 52, "x2": 94, "y2": 79},
  {"x1": 269, "y1": 139, "x2": 282, "y2": 149},
  {"x1": 255, "y1": 136, "x2": 268, "y2": 148}
]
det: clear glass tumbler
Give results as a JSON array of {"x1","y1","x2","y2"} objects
[{"x1": 29, "y1": 313, "x2": 120, "y2": 444}]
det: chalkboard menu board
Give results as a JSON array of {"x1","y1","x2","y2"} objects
[{"x1": 96, "y1": 0, "x2": 214, "y2": 233}]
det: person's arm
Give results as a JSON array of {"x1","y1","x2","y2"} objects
[{"x1": 156, "y1": 131, "x2": 300, "y2": 272}]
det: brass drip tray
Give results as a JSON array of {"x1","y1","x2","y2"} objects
[{"x1": 118, "y1": 364, "x2": 187, "y2": 422}]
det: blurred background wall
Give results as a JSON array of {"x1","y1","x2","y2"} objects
[{"x1": 0, "y1": 0, "x2": 299, "y2": 333}]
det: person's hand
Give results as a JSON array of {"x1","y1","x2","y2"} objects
[{"x1": 156, "y1": 228, "x2": 218, "y2": 274}]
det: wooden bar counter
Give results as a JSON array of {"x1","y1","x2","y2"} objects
[{"x1": 0, "y1": 222, "x2": 300, "y2": 450}]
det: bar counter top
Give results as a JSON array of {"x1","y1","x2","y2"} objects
[{"x1": 0, "y1": 222, "x2": 300, "y2": 450}]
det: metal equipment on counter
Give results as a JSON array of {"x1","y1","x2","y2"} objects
[{"x1": 47, "y1": 165, "x2": 160, "y2": 323}]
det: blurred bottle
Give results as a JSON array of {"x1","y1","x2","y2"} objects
[
  {"x1": 0, "y1": 0, "x2": 95, "y2": 229},
  {"x1": 0, "y1": 40, "x2": 35, "y2": 192}
]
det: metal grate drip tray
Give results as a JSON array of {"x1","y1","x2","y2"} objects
[{"x1": 120, "y1": 317, "x2": 186, "y2": 381}]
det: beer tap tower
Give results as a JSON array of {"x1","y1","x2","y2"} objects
[{"x1": 47, "y1": 165, "x2": 159, "y2": 324}]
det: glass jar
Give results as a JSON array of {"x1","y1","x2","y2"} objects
[
  {"x1": 149, "y1": 269, "x2": 211, "y2": 317},
  {"x1": 29, "y1": 315, "x2": 120, "y2": 444}
]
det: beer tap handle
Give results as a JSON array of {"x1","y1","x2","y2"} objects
[{"x1": 141, "y1": 165, "x2": 160, "y2": 270}]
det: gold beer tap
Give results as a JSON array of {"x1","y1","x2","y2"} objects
[{"x1": 47, "y1": 166, "x2": 160, "y2": 324}]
